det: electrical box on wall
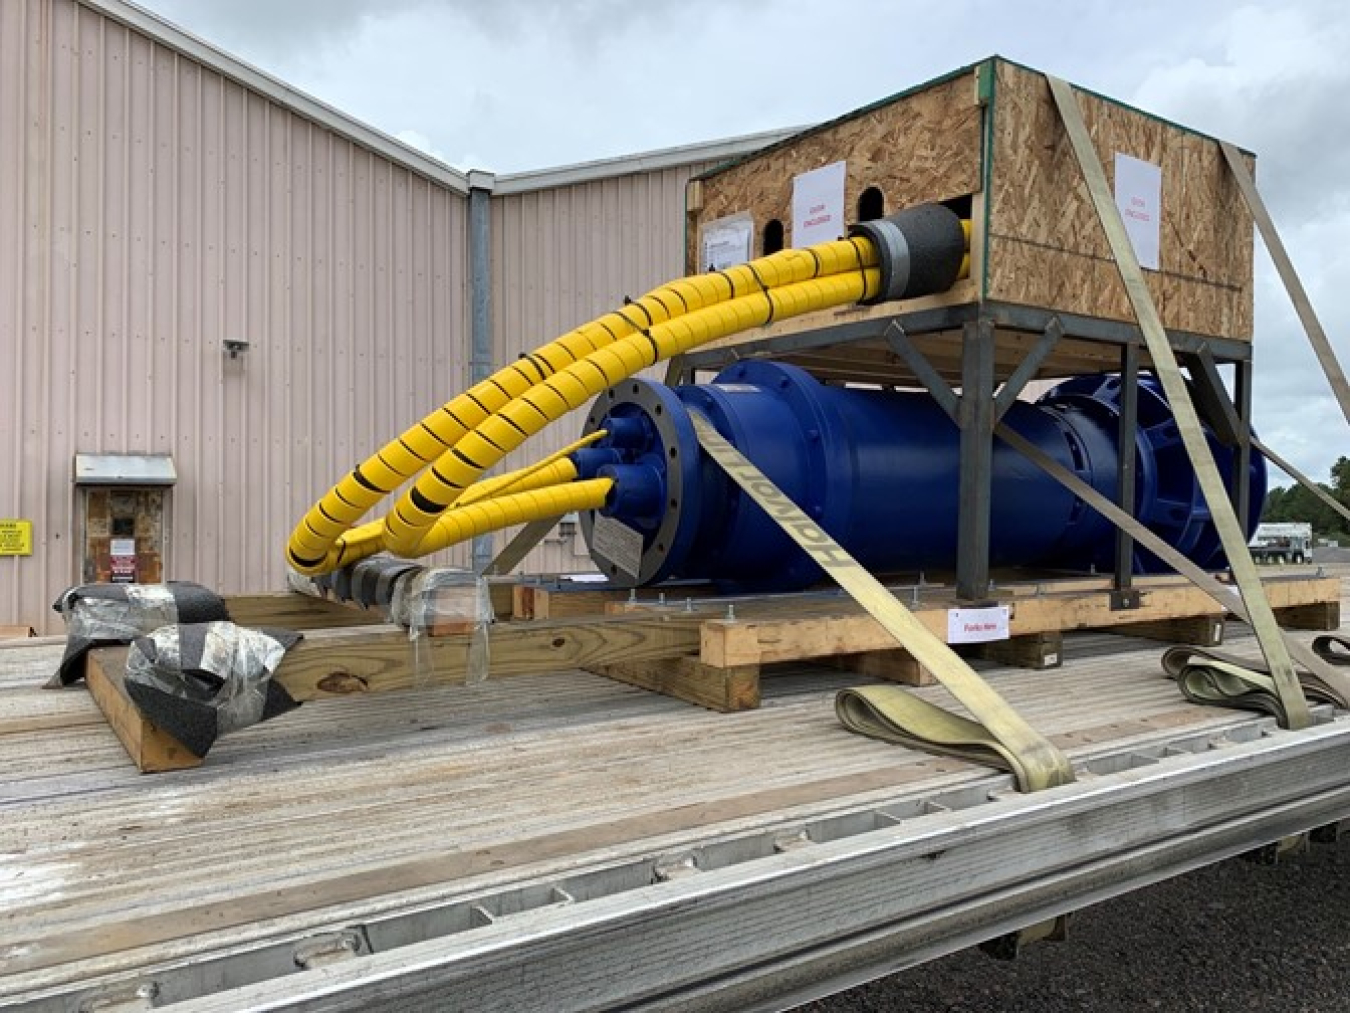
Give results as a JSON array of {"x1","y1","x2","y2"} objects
[{"x1": 73, "y1": 454, "x2": 176, "y2": 585}]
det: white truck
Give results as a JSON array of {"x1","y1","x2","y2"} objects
[{"x1": 1249, "y1": 522, "x2": 1314, "y2": 564}]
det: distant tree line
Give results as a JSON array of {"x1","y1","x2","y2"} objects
[{"x1": 1260, "y1": 455, "x2": 1350, "y2": 543}]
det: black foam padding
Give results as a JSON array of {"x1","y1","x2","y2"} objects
[
  {"x1": 124, "y1": 680, "x2": 220, "y2": 758},
  {"x1": 892, "y1": 204, "x2": 966, "y2": 299},
  {"x1": 50, "y1": 582, "x2": 231, "y2": 686},
  {"x1": 350, "y1": 557, "x2": 422, "y2": 610},
  {"x1": 330, "y1": 565, "x2": 354, "y2": 603},
  {"x1": 124, "y1": 624, "x2": 304, "y2": 760}
]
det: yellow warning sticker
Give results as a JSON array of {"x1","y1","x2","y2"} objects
[{"x1": 0, "y1": 519, "x2": 33, "y2": 556}]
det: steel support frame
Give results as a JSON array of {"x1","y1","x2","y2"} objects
[
  {"x1": 678, "y1": 299, "x2": 1253, "y2": 378},
  {"x1": 1233, "y1": 358, "x2": 1254, "y2": 535},
  {"x1": 958, "y1": 317, "x2": 996, "y2": 600},
  {"x1": 1113, "y1": 343, "x2": 1140, "y2": 597},
  {"x1": 886, "y1": 314, "x2": 1062, "y2": 601}
]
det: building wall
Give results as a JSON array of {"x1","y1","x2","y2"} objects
[
  {"x1": 0, "y1": 0, "x2": 471, "y2": 631},
  {"x1": 489, "y1": 164, "x2": 721, "y2": 575}
]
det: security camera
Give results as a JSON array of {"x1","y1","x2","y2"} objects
[{"x1": 223, "y1": 338, "x2": 250, "y2": 359}]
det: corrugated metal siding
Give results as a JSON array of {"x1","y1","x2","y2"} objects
[
  {"x1": 490, "y1": 164, "x2": 719, "y2": 575},
  {"x1": 0, "y1": 0, "x2": 470, "y2": 631}
]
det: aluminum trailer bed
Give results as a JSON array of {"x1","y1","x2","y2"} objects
[{"x1": 3, "y1": 570, "x2": 1349, "y2": 1012}]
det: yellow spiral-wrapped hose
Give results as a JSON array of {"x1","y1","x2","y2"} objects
[{"x1": 286, "y1": 236, "x2": 881, "y2": 574}]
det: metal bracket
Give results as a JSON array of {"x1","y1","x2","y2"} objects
[
  {"x1": 654, "y1": 853, "x2": 702, "y2": 881},
  {"x1": 480, "y1": 516, "x2": 557, "y2": 576},
  {"x1": 77, "y1": 980, "x2": 162, "y2": 1012},
  {"x1": 883, "y1": 321, "x2": 959, "y2": 423},
  {"x1": 1109, "y1": 588, "x2": 1142, "y2": 611},
  {"x1": 1179, "y1": 345, "x2": 1243, "y2": 447},
  {"x1": 292, "y1": 928, "x2": 371, "y2": 969},
  {"x1": 978, "y1": 912, "x2": 1070, "y2": 961},
  {"x1": 992, "y1": 316, "x2": 1063, "y2": 424}
]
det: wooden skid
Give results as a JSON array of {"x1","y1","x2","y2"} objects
[
  {"x1": 85, "y1": 614, "x2": 705, "y2": 771},
  {"x1": 83, "y1": 574, "x2": 1342, "y2": 769},
  {"x1": 602, "y1": 574, "x2": 1340, "y2": 710}
]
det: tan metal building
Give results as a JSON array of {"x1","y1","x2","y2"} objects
[{"x1": 0, "y1": 0, "x2": 792, "y2": 632}]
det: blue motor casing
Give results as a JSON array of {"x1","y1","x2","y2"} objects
[{"x1": 575, "y1": 361, "x2": 1265, "y2": 591}]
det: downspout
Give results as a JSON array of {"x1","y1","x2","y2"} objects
[{"x1": 467, "y1": 169, "x2": 496, "y2": 574}]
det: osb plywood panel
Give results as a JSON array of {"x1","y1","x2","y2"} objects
[
  {"x1": 688, "y1": 69, "x2": 985, "y2": 272},
  {"x1": 987, "y1": 61, "x2": 1253, "y2": 340}
]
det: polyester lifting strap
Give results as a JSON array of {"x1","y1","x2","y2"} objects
[
  {"x1": 687, "y1": 409, "x2": 1075, "y2": 794},
  {"x1": 1163, "y1": 635, "x2": 1350, "y2": 716},
  {"x1": 993, "y1": 424, "x2": 1350, "y2": 726},
  {"x1": 1046, "y1": 75, "x2": 1310, "y2": 731},
  {"x1": 1218, "y1": 141, "x2": 1350, "y2": 428}
]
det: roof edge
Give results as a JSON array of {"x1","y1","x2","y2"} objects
[
  {"x1": 491, "y1": 127, "x2": 806, "y2": 195},
  {"x1": 77, "y1": 0, "x2": 473, "y2": 195}
]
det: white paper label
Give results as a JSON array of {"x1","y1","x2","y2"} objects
[
  {"x1": 792, "y1": 160, "x2": 847, "y2": 248},
  {"x1": 110, "y1": 538, "x2": 136, "y2": 557},
  {"x1": 1114, "y1": 153, "x2": 1162, "y2": 271},
  {"x1": 701, "y1": 215, "x2": 753, "y2": 272},
  {"x1": 947, "y1": 605, "x2": 1010, "y2": 644},
  {"x1": 591, "y1": 514, "x2": 645, "y2": 581}
]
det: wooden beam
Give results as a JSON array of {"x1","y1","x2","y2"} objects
[
  {"x1": 1276, "y1": 601, "x2": 1341, "y2": 631},
  {"x1": 823, "y1": 650, "x2": 933, "y2": 686},
  {"x1": 591, "y1": 656, "x2": 760, "y2": 711},
  {"x1": 1114, "y1": 615, "x2": 1227, "y2": 647},
  {"x1": 85, "y1": 613, "x2": 706, "y2": 770},
  {"x1": 86, "y1": 648, "x2": 203, "y2": 772},
  {"x1": 274, "y1": 616, "x2": 704, "y2": 701},
  {"x1": 223, "y1": 593, "x2": 390, "y2": 631},
  {"x1": 970, "y1": 631, "x2": 1064, "y2": 670}
]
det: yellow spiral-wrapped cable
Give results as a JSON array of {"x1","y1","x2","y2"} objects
[
  {"x1": 289, "y1": 205, "x2": 971, "y2": 573},
  {"x1": 389, "y1": 260, "x2": 881, "y2": 558},
  {"x1": 287, "y1": 237, "x2": 879, "y2": 573}
]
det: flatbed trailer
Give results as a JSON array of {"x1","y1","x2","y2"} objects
[{"x1": 4, "y1": 569, "x2": 1349, "y2": 1012}]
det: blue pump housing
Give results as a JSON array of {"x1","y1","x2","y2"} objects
[{"x1": 575, "y1": 361, "x2": 1265, "y2": 591}]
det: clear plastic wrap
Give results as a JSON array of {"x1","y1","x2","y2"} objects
[{"x1": 390, "y1": 567, "x2": 494, "y2": 687}]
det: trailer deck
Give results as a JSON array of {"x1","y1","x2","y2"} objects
[{"x1": 3, "y1": 568, "x2": 1350, "y2": 1011}]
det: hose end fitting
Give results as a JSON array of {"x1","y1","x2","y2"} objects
[{"x1": 849, "y1": 203, "x2": 966, "y2": 305}]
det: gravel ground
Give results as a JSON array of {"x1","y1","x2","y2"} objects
[{"x1": 794, "y1": 832, "x2": 1350, "y2": 1012}]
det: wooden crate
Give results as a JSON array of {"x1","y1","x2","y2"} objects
[{"x1": 687, "y1": 57, "x2": 1253, "y2": 346}]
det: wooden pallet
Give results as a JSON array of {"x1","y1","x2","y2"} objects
[{"x1": 589, "y1": 573, "x2": 1342, "y2": 709}]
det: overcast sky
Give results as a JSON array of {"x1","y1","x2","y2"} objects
[{"x1": 138, "y1": 0, "x2": 1350, "y2": 487}]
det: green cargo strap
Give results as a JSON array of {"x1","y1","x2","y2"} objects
[{"x1": 687, "y1": 409, "x2": 1075, "y2": 793}]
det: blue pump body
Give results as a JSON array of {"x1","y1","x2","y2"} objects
[{"x1": 576, "y1": 361, "x2": 1265, "y2": 591}]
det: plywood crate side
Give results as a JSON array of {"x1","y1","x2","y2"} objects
[
  {"x1": 686, "y1": 68, "x2": 985, "y2": 274},
  {"x1": 985, "y1": 60, "x2": 1254, "y2": 340}
]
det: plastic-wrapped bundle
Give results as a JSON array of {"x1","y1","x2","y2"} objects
[
  {"x1": 124, "y1": 621, "x2": 302, "y2": 757},
  {"x1": 50, "y1": 582, "x2": 230, "y2": 685}
]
